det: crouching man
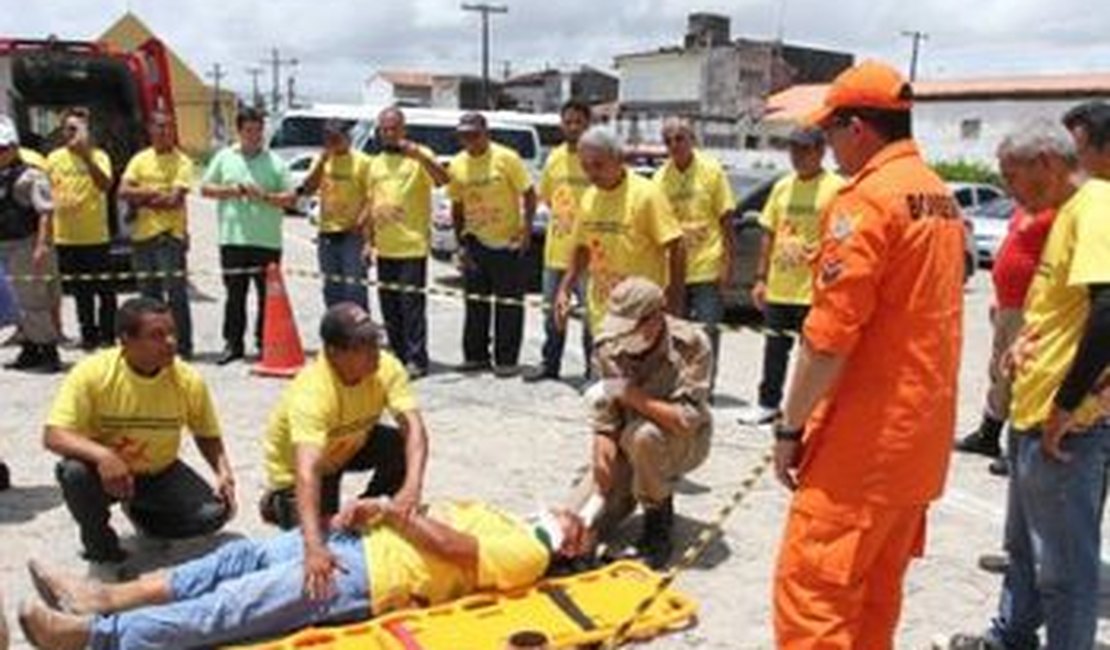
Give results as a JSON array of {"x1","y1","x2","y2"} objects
[
  {"x1": 19, "y1": 498, "x2": 590, "y2": 650},
  {"x1": 43, "y1": 297, "x2": 236, "y2": 565},
  {"x1": 575, "y1": 277, "x2": 713, "y2": 569}
]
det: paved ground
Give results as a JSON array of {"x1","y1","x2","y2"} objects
[{"x1": 1, "y1": 195, "x2": 1108, "y2": 649}]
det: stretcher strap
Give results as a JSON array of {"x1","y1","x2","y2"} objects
[
  {"x1": 541, "y1": 584, "x2": 597, "y2": 631},
  {"x1": 384, "y1": 620, "x2": 424, "y2": 650}
]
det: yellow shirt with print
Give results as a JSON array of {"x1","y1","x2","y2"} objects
[
  {"x1": 315, "y1": 150, "x2": 372, "y2": 234},
  {"x1": 758, "y1": 171, "x2": 843, "y2": 305},
  {"x1": 367, "y1": 146, "x2": 435, "y2": 259},
  {"x1": 122, "y1": 147, "x2": 194, "y2": 242},
  {"x1": 539, "y1": 143, "x2": 591, "y2": 270},
  {"x1": 46, "y1": 348, "x2": 221, "y2": 475},
  {"x1": 263, "y1": 351, "x2": 417, "y2": 489},
  {"x1": 47, "y1": 148, "x2": 112, "y2": 245},
  {"x1": 572, "y1": 170, "x2": 683, "y2": 332},
  {"x1": 1011, "y1": 179, "x2": 1110, "y2": 431},
  {"x1": 364, "y1": 499, "x2": 550, "y2": 614},
  {"x1": 653, "y1": 151, "x2": 735, "y2": 284},
  {"x1": 447, "y1": 143, "x2": 532, "y2": 249}
]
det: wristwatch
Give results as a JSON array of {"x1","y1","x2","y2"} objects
[{"x1": 772, "y1": 420, "x2": 804, "y2": 442}]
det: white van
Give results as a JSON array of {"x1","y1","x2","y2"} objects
[
  {"x1": 485, "y1": 110, "x2": 563, "y2": 161},
  {"x1": 267, "y1": 103, "x2": 376, "y2": 161}
]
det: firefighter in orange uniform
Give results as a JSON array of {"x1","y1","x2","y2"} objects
[{"x1": 770, "y1": 61, "x2": 966, "y2": 649}]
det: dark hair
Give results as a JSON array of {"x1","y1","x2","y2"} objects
[
  {"x1": 236, "y1": 106, "x2": 266, "y2": 131},
  {"x1": 1062, "y1": 101, "x2": 1110, "y2": 150},
  {"x1": 834, "y1": 107, "x2": 912, "y2": 142},
  {"x1": 319, "y1": 303, "x2": 381, "y2": 351},
  {"x1": 561, "y1": 99, "x2": 592, "y2": 122},
  {"x1": 116, "y1": 297, "x2": 171, "y2": 339},
  {"x1": 63, "y1": 106, "x2": 90, "y2": 122}
]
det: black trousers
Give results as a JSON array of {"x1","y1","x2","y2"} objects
[
  {"x1": 219, "y1": 245, "x2": 281, "y2": 352},
  {"x1": 56, "y1": 243, "x2": 117, "y2": 345},
  {"x1": 757, "y1": 303, "x2": 810, "y2": 410},
  {"x1": 260, "y1": 424, "x2": 408, "y2": 530},
  {"x1": 462, "y1": 238, "x2": 525, "y2": 367},
  {"x1": 377, "y1": 257, "x2": 429, "y2": 369},
  {"x1": 55, "y1": 458, "x2": 229, "y2": 561}
]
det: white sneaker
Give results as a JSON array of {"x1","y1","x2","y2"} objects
[{"x1": 736, "y1": 404, "x2": 779, "y2": 426}]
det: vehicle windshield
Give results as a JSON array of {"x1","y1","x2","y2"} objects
[
  {"x1": 978, "y1": 197, "x2": 1015, "y2": 220},
  {"x1": 270, "y1": 116, "x2": 357, "y2": 148},
  {"x1": 364, "y1": 124, "x2": 537, "y2": 160}
]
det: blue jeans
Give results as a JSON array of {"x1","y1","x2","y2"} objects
[
  {"x1": 988, "y1": 423, "x2": 1110, "y2": 650},
  {"x1": 91, "y1": 531, "x2": 370, "y2": 650},
  {"x1": 540, "y1": 267, "x2": 591, "y2": 376},
  {"x1": 317, "y1": 232, "x2": 368, "y2": 310},
  {"x1": 132, "y1": 234, "x2": 192, "y2": 355},
  {"x1": 685, "y1": 283, "x2": 723, "y2": 390}
]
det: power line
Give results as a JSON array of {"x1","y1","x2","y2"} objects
[
  {"x1": 461, "y1": 2, "x2": 509, "y2": 109},
  {"x1": 901, "y1": 30, "x2": 929, "y2": 82}
]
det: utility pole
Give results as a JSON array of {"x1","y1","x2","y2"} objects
[
  {"x1": 246, "y1": 66, "x2": 264, "y2": 109},
  {"x1": 262, "y1": 48, "x2": 298, "y2": 114},
  {"x1": 461, "y1": 3, "x2": 508, "y2": 109},
  {"x1": 900, "y1": 30, "x2": 928, "y2": 82},
  {"x1": 286, "y1": 60, "x2": 299, "y2": 110},
  {"x1": 205, "y1": 62, "x2": 226, "y2": 144}
]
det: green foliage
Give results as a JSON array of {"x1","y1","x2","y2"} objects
[{"x1": 932, "y1": 160, "x2": 1002, "y2": 186}]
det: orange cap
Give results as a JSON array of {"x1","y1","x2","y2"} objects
[{"x1": 807, "y1": 60, "x2": 913, "y2": 127}]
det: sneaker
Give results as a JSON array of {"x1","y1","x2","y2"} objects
[
  {"x1": 404, "y1": 362, "x2": 428, "y2": 380},
  {"x1": 522, "y1": 365, "x2": 558, "y2": 383},
  {"x1": 954, "y1": 430, "x2": 1002, "y2": 458},
  {"x1": 736, "y1": 404, "x2": 779, "y2": 426},
  {"x1": 456, "y1": 359, "x2": 491, "y2": 373},
  {"x1": 492, "y1": 364, "x2": 521, "y2": 379},
  {"x1": 940, "y1": 633, "x2": 1003, "y2": 649}
]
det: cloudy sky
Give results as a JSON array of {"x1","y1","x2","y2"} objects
[{"x1": 7, "y1": 0, "x2": 1110, "y2": 103}]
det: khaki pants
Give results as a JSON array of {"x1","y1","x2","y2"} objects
[
  {"x1": 985, "y1": 308, "x2": 1024, "y2": 421},
  {"x1": 571, "y1": 418, "x2": 711, "y2": 538},
  {"x1": 0, "y1": 237, "x2": 58, "y2": 344}
]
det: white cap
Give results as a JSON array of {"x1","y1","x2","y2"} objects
[{"x1": 0, "y1": 115, "x2": 18, "y2": 147}]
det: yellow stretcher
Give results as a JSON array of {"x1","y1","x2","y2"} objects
[{"x1": 228, "y1": 560, "x2": 698, "y2": 649}]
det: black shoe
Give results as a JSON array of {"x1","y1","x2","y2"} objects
[
  {"x1": 492, "y1": 364, "x2": 521, "y2": 379},
  {"x1": 988, "y1": 457, "x2": 1010, "y2": 477},
  {"x1": 0, "y1": 461, "x2": 10, "y2": 491},
  {"x1": 943, "y1": 633, "x2": 1003, "y2": 649},
  {"x1": 216, "y1": 346, "x2": 245, "y2": 366},
  {"x1": 404, "y1": 362, "x2": 428, "y2": 379},
  {"x1": 955, "y1": 416, "x2": 1004, "y2": 458},
  {"x1": 79, "y1": 335, "x2": 98, "y2": 352},
  {"x1": 456, "y1": 360, "x2": 491, "y2": 373},
  {"x1": 977, "y1": 553, "x2": 1009, "y2": 574},
  {"x1": 522, "y1": 365, "x2": 558, "y2": 383},
  {"x1": 80, "y1": 546, "x2": 128, "y2": 565},
  {"x1": 4, "y1": 344, "x2": 40, "y2": 370},
  {"x1": 636, "y1": 498, "x2": 675, "y2": 571}
]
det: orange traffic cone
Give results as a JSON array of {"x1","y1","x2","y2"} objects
[{"x1": 252, "y1": 263, "x2": 305, "y2": 378}]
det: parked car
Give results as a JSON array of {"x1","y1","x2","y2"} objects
[
  {"x1": 285, "y1": 150, "x2": 319, "y2": 220},
  {"x1": 948, "y1": 181, "x2": 1006, "y2": 214},
  {"x1": 967, "y1": 196, "x2": 1013, "y2": 267}
]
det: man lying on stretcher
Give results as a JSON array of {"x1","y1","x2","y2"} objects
[{"x1": 19, "y1": 497, "x2": 591, "y2": 650}]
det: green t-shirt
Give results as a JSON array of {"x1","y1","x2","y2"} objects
[{"x1": 202, "y1": 145, "x2": 291, "y2": 250}]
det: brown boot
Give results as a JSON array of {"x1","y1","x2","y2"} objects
[
  {"x1": 27, "y1": 559, "x2": 108, "y2": 615},
  {"x1": 17, "y1": 600, "x2": 90, "y2": 650}
]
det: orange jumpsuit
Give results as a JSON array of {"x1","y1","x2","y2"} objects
[{"x1": 773, "y1": 140, "x2": 965, "y2": 649}]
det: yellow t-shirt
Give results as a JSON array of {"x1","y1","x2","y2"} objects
[
  {"x1": 367, "y1": 146, "x2": 435, "y2": 259},
  {"x1": 45, "y1": 348, "x2": 221, "y2": 475},
  {"x1": 1011, "y1": 179, "x2": 1110, "y2": 431},
  {"x1": 538, "y1": 144, "x2": 591, "y2": 270},
  {"x1": 447, "y1": 143, "x2": 533, "y2": 249},
  {"x1": 263, "y1": 352, "x2": 417, "y2": 489},
  {"x1": 121, "y1": 147, "x2": 194, "y2": 242},
  {"x1": 315, "y1": 150, "x2": 372, "y2": 233},
  {"x1": 572, "y1": 170, "x2": 683, "y2": 332},
  {"x1": 758, "y1": 171, "x2": 843, "y2": 305},
  {"x1": 19, "y1": 148, "x2": 47, "y2": 170},
  {"x1": 47, "y1": 147, "x2": 112, "y2": 245},
  {"x1": 653, "y1": 151, "x2": 735, "y2": 284},
  {"x1": 364, "y1": 500, "x2": 550, "y2": 614}
]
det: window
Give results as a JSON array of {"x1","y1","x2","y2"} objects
[
  {"x1": 953, "y1": 188, "x2": 974, "y2": 209},
  {"x1": 960, "y1": 118, "x2": 982, "y2": 141}
]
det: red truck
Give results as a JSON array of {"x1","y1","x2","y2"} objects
[{"x1": 0, "y1": 36, "x2": 177, "y2": 288}]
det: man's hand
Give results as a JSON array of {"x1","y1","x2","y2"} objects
[
  {"x1": 751, "y1": 280, "x2": 767, "y2": 313},
  {"x1": 1041, "y1": 405, "x2": 1075, "y2": 463},
  {"x1": 554, "y1": 288, "x2": 572, "y2": 333},
  {"x1": 593, "y1": 434, "x2": 618, "y2": 495},
  {"x1": 718, "y1": 265, "x2": 734, "y2": 294},
  {"x1": 361, "y1": 243, "x2": 376, "y2": 268},
  {"x1": 216, "y1": 471, "x2": 237, "y2": 519},
  {"x1": 456, "y1": 245, "x2": 475, "y2": 273},
  {"x1": 96, "y1": 451, "x2": 134, "y2": 500},
  {"x1": 1097, "y1": 374, "x2": 1110, "y2": 415},
  {"x1": 773, "y1": 439, "x2": 802, "y2": 491},
  {"x1": 302, "y1": 542, "x2": 341, "y2": 601},
  {"x1": 331, "y1": 497, "x2": 388, "y2": 531},
  {"x1": 391, "y1": 486, "x2": 421, "y2": 522},
  {"x1": 31, "y1": 243, "x2": 49, "y2": 274},
  {"x1": 399, "y1": 140, "x2": 420, "y2": 158}
]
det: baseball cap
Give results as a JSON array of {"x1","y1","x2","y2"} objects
[
  {"x1": 597, "y1": 277, "x2": 665, "y2": 355},
  {"x1": 788, "y1": 125, "x2": 825, "y2": 147},
  {"x1": 807, "y1": 60, "x2": 913, "y2": 127},
  {"x1": 457, "y1": 112, "x2": 487, "y2": 133},
  {"x1": 0, "y1": 115, "x2": 19, "y2": 148}
]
